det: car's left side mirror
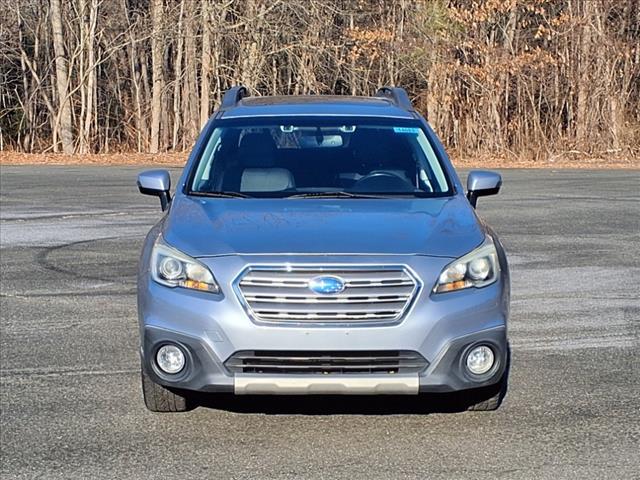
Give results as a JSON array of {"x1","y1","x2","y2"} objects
[
  {"x1": 137, "y1": 169, "x2": 172, "y2": 211},
  {"x1": 466, "y1": 170, "x2": 502, "y2": 208}
]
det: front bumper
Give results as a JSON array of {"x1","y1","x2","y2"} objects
[
  {"x1": 138, "y1": 254, "x2": 509, "y2": 394},
  {"x1": 142, "y1": 324, "x2": 506, "y2": 394}
]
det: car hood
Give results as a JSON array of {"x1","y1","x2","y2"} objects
[{"x1": 163, "y1": 195, "x2": 484, "y2": 258}]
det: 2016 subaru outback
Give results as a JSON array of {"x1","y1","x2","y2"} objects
[{"x1": 137, "y1": 86, "x2": 510, "y2": 413}]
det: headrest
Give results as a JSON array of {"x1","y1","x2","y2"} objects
[
  {"x1": 351, "y1": 130, "x2": 412, "y2": 169},
  {"x1": 240, "y1": 168, "x2": 295, "y2": 192},
  {"x1": 237, "y1": 132, "x2": 277, "y2": 167}
]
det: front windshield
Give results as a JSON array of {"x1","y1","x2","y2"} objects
[{"x1": 189, "y1": 119, "x2": 451, "y2": 197}]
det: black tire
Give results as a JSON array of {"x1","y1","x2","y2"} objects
[
  {"x1": 466, "y1": 374, "x2": 508, "y2": 411},
  {"x1": 141, "y1": 366, "x2": 193, "y2": 413}
]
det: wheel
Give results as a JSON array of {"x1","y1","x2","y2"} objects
[
  {"x1": 466, "y1": 374, "x2": 508, "y2": 411},
  {"x1": 141, "y1": 365, "x2": 193, "y2": 413}
]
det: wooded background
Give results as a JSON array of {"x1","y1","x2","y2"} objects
[{"x1": 1, "y1": 0, "x2": 638, "y2": 161}]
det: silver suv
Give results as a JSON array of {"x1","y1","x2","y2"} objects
[{"x1": 136, "y1": 87, "x2": 510, "y2": 412}]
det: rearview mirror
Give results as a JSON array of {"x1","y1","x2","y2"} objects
[
  {"x1": 137, "y1": 170, "x2": 171, "y2": 211},
  {"x1": 466, "y1": 170, "x2": 502, "y2": 208}
]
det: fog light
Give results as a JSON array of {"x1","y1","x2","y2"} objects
[
  {"x1": 466, "y1": 345, "x2": 495, "y2": 375},
  {"x1": 156, "y1": 344, "x2": 185, "y2": 374}
]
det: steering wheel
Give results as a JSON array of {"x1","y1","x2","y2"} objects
[{"x1": 351, "y1": 172, "x2": 415, "y2": 193}]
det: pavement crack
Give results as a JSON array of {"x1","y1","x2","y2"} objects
[
  {"x1": 0, "y1": 210, "x2": 156, "y2": 222},
  {"x1": 0, "y1": 289, "x2": 136, "y2": 298},
  {"x1": 0, "y1": 366, "x2": 138, "y2": 380}
]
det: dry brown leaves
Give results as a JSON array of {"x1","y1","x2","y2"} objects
[
  {"x1": 0, "y1": 151, "x2": 637, "y2": 169},
  {"x1": 0, "y1": 151, "x2": 187, "y2": 167}
]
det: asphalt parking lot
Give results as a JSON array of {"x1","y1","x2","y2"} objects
[{"x1": 0, "y1": 166, "x2": 638, "y2": 479}]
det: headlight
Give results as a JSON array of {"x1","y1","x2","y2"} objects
[
  {"x1": 151, "y1": 236, "x2": 220, "y2": 293},
  {"x1": 433, "y1": 237, "x2": 499, "y2": 293}
]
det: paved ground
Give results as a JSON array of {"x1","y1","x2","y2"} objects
[{"x1": 0, "y1": 166, "x2": 638, "y2": 479}]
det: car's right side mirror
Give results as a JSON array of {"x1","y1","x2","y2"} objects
[
  {"x1": 466, "y1": 170, "x2": 502, "y2": 208},
  {"x1": 137, "y1": 169, "x2": 172, "y2": 211}
]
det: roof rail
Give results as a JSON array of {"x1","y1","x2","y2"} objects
[
  {"x1": 375, "y1": 86, "x2": 413, "y2": 112},
  {"x1": 221, "y1": 85, "x2": 249, "y2": 109}
]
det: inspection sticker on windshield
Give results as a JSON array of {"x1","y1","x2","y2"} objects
[{"x1": 393, "y1": 127, "x2": 420, "y2": 134}]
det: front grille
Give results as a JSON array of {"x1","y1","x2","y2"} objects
[
  {"x1": 225, "y1": 350, "x2": 428, "y2": 375},
  {"x1": 236, "y1": 266, "x2": 419, "y2": 324}
]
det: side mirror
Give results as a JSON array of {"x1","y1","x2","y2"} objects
[
  {"x1": 466, "y1": 170, "x2": 502, "y2": 208},
  {"x1": 137, "y1": 170, "x2": 171, "y2": 211}
]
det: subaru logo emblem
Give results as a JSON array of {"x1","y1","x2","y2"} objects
[{"x1": 308, "y1": 276, "x2": 345, "y2": 295}]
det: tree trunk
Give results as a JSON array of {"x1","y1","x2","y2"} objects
[
  {"x1": 122, "y1": 0, "x2": 144, "y2": 151},
  {"x1": 150, "y1": 0, "x2": 164, "y2": 153},
  {"x1": 81, "y1": 0, "x2": 98, "y2": 153},
  {"x1": 18, "y1": 14, "x2": 32, "y2": 151},
  {"x1": 200, "y1": 0, "x2": 211, "y2": 129},
  {"x1": 575, "y1": 0, "x2": 592, "y2": 148},
  {"x1": 183, "y1": 4, "x2": 199, "y2": 143},
  {"x1": 50, "y1": 0, "x2": 74, "y2": 154},
  {"x1": 172, "y1": 0, "x2": 185, "y2": 149}
]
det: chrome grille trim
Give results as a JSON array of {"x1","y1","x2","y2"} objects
[
  {"x1": 234, "y1": 265, "x2": 421, "y2": 325},
  {"x1": 243, "y1": 295, "x2": 411, "y2": 304}
]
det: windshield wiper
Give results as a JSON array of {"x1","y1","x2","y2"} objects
[
  {"x1": 190, "y1": 191, "x2": 250, "y2": 198},
  {"x1": 287, "y1": 191, "x2": 397, "y2": 199}
]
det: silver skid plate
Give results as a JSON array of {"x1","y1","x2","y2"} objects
[{"x1": 234, "y1": 374, "x2": 419, "y2": 395}]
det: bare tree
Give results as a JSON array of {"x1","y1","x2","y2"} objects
[
  {"x1": 199, "y1": 0, "x2": 212, "y2": 129},
  {"x1": 1, "y1": 0, "x2": 638, "y2": 161},
  {"x1": 50, "y1": 0, "x2": 74, "y2": 153},
  {"x1": 149, "y1": 0, "x2": 164, "y2": 153}
]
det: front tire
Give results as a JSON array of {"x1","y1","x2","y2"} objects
[
  {"x1": 141, "y1": 366, "x2": 193, "y2": 413},
  {"x1": 466, "y1": 374, "x2": 508, "y2": 411}
]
